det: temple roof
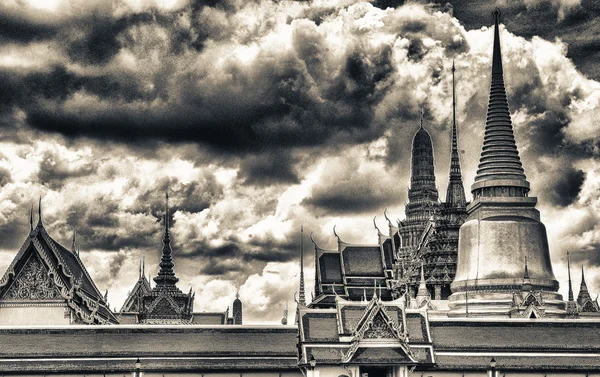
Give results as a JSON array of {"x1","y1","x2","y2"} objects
[{"x1": 0, "y1": 211, "x2": 117, "y2": 324}]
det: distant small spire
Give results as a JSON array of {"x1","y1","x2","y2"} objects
[
  {"x1": 37, "y1": 196, "x2": 43, "y2": 228},
  {"x1": 29, "y1": 205, "x2": 33, "y2": 232},
  {"x1": 524, "y1": 255, "x2": 529, "y2": 279},
  {"x1": 419, "y1": 108, "x2": 424, "y2": 129},
  {"x1": 299, "y1": 226, "x2": 306, "y2": 306},
  {"x1": 71, "y1": 229, "x2": 77, "y2": 253},
  {"x1": 567, "y1": 252, "x2": 574, "y2": 302}
]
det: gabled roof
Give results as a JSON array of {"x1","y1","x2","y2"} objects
[
  {"x1": 121, "y1": 275, "x2": 151, "y2": 313},
  {"x1": 0, "y1": 222, "x2": 118, "y2": 324}
]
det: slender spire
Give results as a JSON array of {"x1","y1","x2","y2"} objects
[
  {"x1": 472, "y1": 9, "x2": 530, "y2": 196},
  {"x1": 154, "y1": 187, "x2": 179, "y2": 288},
  {"x1": 298, "y1": 226, "x2": 306, "y2": 306},
  {"x1": 445, "y1": 60, "x2": 467, "y2": 208},
  {"x1": 29, "y1": 205, "x2": 33, "y2": 232},
  {"x1": 71, "y1": 229, "x2": 77, "y2": 253},
  {"x1": 37, "y1": 196, "x2": 43, "y2": 228},
  {"x1": 567, "y1": 252, "x2": 574, "y2": 302}
]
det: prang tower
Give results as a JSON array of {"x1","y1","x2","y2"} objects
[{"x1": 448, "y1": 11, "x2": 564, "y2": 317}]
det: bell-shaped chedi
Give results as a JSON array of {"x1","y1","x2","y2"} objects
[{"x1": 448, "y1": 11, "x2": 564, "y2": 318}]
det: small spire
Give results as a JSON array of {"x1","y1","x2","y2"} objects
[
  {"x1": 298, "y1": 226, "x2": 306, "y2": 307},
  {"x1": 37, "y1": 196, "x2": 43, "y2": 228},
  {"x1": 524, "y1": 255, "x2": 529, "y2": 280},
  {"x1": 567, "y1": 252, "x2": 574, "y2": 302},
  {"x1": 71, "y1": 229, "x2": 77, "y2": 253},
  {"x1": 419, "y1": 108, "x2": 424, "y2": 129},
  {"x1": 236, "y1": 290, "x2": 240, "y2": 300},
  {"x1": 417, "y1": 262, "x2": 430, "y2": 299},
  {"x1": 139, "y1": 258, "x2": 143, "y2": 279},
  {"x1": 29, "y1": 205, "x2": 33, "y2": 232}
]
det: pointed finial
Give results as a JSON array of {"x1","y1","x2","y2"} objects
[
  {"x1": 299, "y1": 225, "x2": 306, "y2": 306},
  {"x1": 139, "y1": 258, "x2": 143, "y2": 279},
  {"x1": 492, "y1": 8, "x2": 503, "y2": 75},
  {"x1": 581, "y1": 264, "x2": 586, "y2": 284},
  {"x1": 373, "y1": 216, "x2": 381, "y2": 235},
  {"x1": 333, "y1": 225, "x2": 340, "y2": 242},
  {"x1": 567, "y1": 251, "x2": 574, "y2": 302},
  {"x1": 142, "y1": 256, "x2": 145, "y2": 278},
  {"x1": 236, "y1": 290, "x2": 239, "y2": 300},
  {"x1": 309, "y1": 232, "x2": 317, "y2": 248},
  {"x1": 384, "y1": 208, "x2": 392, "y2": 227},
  {"x1": 524, "y1": 255, "x2": 529, "y2": 279},
  {"x1": 72, "y1": 229, "x2": 77, "y2": 253},
  {"x1": 29, "y1": 205, "x2": 34, "y2": 232},
  {"x1": 37, "y1": 196, "x2": 43, "y2": 228},
  {"x1": 419, "y1": 108, "x2": 424, "y2": 129},
  {"x1": 164, "y1": 186, "x2": 170, "y2": 242}
]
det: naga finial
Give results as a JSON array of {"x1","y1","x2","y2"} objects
[
  {"x1": 384, "y1": 208, "x2": 392, "y2": 227},
  {"x1": 373, "y1": 216, "x2": 381, "y2": 235}
]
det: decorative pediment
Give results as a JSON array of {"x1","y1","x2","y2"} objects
[
  {"x1": 363, "y1": 312, "x2": 398, "y2": 339},
  {"x1": 2, "y1": 253, "x2": 61, "y2": 301},
  {"x1": 342, "y1": 295, "x2": 414, "y2": 364},
  {"x1": 146, "y1": 294, "x2": 182, "y2": 316}
]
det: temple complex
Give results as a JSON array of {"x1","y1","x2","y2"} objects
[{"x1": 1, "y1": 9, "x2": 600, "y2": 377}]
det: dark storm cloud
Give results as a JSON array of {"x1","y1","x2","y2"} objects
[
  {"x1": 0, "y1": 9, "x2": 59, "y2": 43},
  {"x1": 129, "y1": 175, "x2": 223, "y2": 216},
  {"x1": 303, "y1": 157, "x2": 404, "y2": 215},
  {"x1": 37, "y1": 149, "x2": 98, "y2": 190},
  {"x1": 0, "y1": 167, "x2": 12, "y2": 187},
  {"x1": 64, "y1": 195, "x2": 157, "y2": 251},
  {"x1": 547, "y1": 165, "x2": 586, "y2": 207},
  {"x1": 239, "y1": 150, "x2": 300, "y2": 185}
]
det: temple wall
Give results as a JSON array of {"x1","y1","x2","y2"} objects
[{"x1": 0, "y1": 305, "x2": 70, "y2": 325}]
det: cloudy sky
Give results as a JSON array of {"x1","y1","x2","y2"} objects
[{"x1": 0, "y1": 0, "x2": 598, "y2": 323}]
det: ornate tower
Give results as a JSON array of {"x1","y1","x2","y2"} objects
[
  {"x1": 448, "y1": 11, "x2": 564, "y2": 317},
  {"x1": 398, "y1": 112, "x2": 440, "y2": 296},
  {"x1": 139, "y1": 190, "x2": 194, "y2": 324},
  {"x1": 406, "y1": 111, "x2": 439, "y2": 236}
]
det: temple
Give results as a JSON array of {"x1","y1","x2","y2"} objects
[{"x1": 1, "y1": 9, "x2": 600, "y2": 377}]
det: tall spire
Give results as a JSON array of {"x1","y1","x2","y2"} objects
[
  {"x1": 154, "y1": 187, "x2": 179, "y2": 288},
  {"x1": 472, "y1": 9, "x2": 530, "y2": 197},
  {"x1": 445, "y1": 60, "x2": 467, "y2": 208},
  {"x1": 298, "y1": 226, "x2": 306, "y2": 307}
]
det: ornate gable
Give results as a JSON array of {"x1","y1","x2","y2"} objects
[
  {"x1": 0, "y1": 219, "x2": 118, "y2": 324},
  {"x1": 2, "y1": 253, "x2": 61, "y2": 301},
  {"x1": 363, "y1": 312, "x2": 398, "y2": 339},
  {"x1": 342, "y1": 295, "x2": 415, "y2": 364}
]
